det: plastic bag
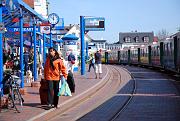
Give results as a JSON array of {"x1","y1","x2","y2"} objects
[{"x1": 58, "y1": 76, "x2": 72, "y2": 96}]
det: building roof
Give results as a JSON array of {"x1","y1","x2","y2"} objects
[
  {"x1": 91, "y1": 39, "x2": 107, "y2": 43},
  {"x1": 119, "y1": 31, "x2": 154, "y2": 44}
]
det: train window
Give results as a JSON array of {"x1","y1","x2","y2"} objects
[
  {"x1": 143, "y1": 49, "x2": 145, "y2": 57},
  {"x1": 153, "y1": 47, "x2": 155, "y2": 56},
  {"x1": 157, "y1": 46, "x2": 160, "y2": 56},
  {"x1": 164, "y1": 44, "x2": 166, "y2": 56},
  {"x1": 167, "y1": 43, "x2": 169, "y2": 56},
  {"x1": 170, "y1": 42, "x2": 172, "y2": 56},
  {"x1": 145, "y1": 48, "x2": 148, "y2": 57}
]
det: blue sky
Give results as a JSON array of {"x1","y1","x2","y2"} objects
[{"x1": 48, "y1": 0, "x2": 180, "y2": 43}]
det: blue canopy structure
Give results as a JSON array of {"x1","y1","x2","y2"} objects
[
  {"x1": 55, "y1": 39, "x2": 63, "y2": 43},
  {"x1": 0, "y1": 0, "x2": 48, "y2": 90},
  {"x1": 62, "y1": 34, "x2": 79, "y2": 40}
]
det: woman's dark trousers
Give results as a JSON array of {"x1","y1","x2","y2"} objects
[
  {"x1": 48, "y1": 81, "x2": 59, "y2": 107},
  {"x1": 88, "y1": 63, "x2": 95, "y2": 72}
]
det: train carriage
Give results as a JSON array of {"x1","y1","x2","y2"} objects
[
  {"x1": 120, "y1": 48, "x2": 129, "y2": 64},
  {"x1": 151, "y1": 42, "x2": 161, "y2": 67},
  {"x1": 173, "y1": 33, "x2": 180, "y2": 73},
  {"x1": 162, "y1": 38, "x2": 175, "y2": 71},
  {"x1": 130, "y1": 47, "x2": 139, "y2": 65},
  {"x1": 107, "y1": 50, "x2": 119, "y2": 64},
  {"x1": 140, "y1": 45, "x2": 149, "y2": 65},
  {"x1": 105, "y1": 32, "x2": 180, "y2": 74}
]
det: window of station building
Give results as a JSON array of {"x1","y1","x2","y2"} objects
[
  {"x1": 124, "y1": 36, "x2": 131, "y2": 43},
  {"x1": 134, "y1": 36, "x2": 139, "y2": 42},
  {"x1": 143, "y1": 36, "x2": 149, "y2": 43}
]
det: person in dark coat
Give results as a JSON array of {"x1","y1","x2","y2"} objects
[
  {"x1": 94, "y1": 49, "x2": 102, "y2": 79},
  {"x1": 67, "y1": 52, "x2": 76, "y2": 73}
]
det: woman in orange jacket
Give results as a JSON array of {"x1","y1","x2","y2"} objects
[{"x1": 44, "y1": 47, "x2": 67, "y2": 108}]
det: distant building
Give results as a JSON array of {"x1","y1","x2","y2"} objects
[
  {"x1": 119, "y1": 31, "x2": 154, "y2": 48},
  {"x1": 23, "y1": 0, "x2": 34, "y2": 8},
  {"x1": 34, "y1": 0, "x2": 48, "y2": 18},
  {"x1": 23, "y1": 0, "x2": 48, "y2": 18},
  {"x1": 91, "y1": 39, "x2": 107, "y2": 51},
  {"x1": 105, "y1": 43, "x2": 121, "y2": 51}
]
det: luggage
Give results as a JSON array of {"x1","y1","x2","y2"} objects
[
  {"x1": 67, "y1": 71, "x2": 75, "y2": 93},
  {"x1": 39, "y1": 78, "x2": 48, "y2": 105}
]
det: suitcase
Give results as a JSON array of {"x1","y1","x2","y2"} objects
[{"x1": 39, "y1": 78, "x2": 48, "y2": 105}]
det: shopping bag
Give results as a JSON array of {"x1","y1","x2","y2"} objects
[{"x1": 58, "y1": 76, "x2": 72, "y2": 96}]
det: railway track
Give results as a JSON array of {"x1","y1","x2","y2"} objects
[
  {"x1": 110, "y1": 65, "x2": 180, "y2": 121},
  {"x1": 78, "y1": 65, "x2": 180, "y2": 121},
  {"x1": 109, "y1": 66, "x2": 137, "y2": 121}
]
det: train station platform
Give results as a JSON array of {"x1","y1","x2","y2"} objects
[{"x1": 0, "y1": 65, "x2": 109, "y2": 121}]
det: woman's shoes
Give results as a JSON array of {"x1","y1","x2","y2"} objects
[{"x1": 48, "y1": 104, "x2": 54, "y2": 109}]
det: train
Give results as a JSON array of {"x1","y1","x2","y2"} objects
[{"x1": 106, "y1": 32, "x2": 180, "y2": 74}]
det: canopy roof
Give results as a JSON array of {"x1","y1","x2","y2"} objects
[
  {"x1": 62, "y1": 34, "x2": 79, "y2": 40},
  {"x1": 2, "y1": 0, "x2": 47, "y2": 27}
]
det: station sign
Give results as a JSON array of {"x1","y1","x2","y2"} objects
[
  {"x1": 55, "y1": 18, "x2": 64, "y2": 30},
  {"x1": 7, "y1": 27, "x2": 40, "y2": 32},
  {"x1": 40, "y1": 26, "x2": 50, "y2": 34},
  {"x1": 85, "y1": 17, "x2": 105, "y2": 31}
]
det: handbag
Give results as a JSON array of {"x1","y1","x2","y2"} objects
[{"x1": 58, "y1": 76, "x2": 72, "y2": 96}]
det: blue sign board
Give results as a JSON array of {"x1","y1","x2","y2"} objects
[
  {"x1": 7, "y1": 27, "x2": 40, "y2": 32},
  {"x1": 54, "y1": 18, "x2": 64, "y2": 30},
  {"x1": 85, "y1": 17, "x2": 105, "y2": 31}
]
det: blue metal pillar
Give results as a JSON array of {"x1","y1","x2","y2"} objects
[
  {"x1": 86, "y1": 41, "x2": 89, "y2": 62},
  {"x1": 33, "y1": 19, "x2": 37, "y2": 81},
  {"x1": 19, "y1": 8, "x2": 24, "y2": 88},
  {"x1": 43, "y1": 33, "x2": 46, "y2": 67},
  {"x1": 80, "y1": 16, "x2": 85, "y2": 75},
  {"x1": 0, "y1": 4, "x2": 3, "y2": 94},
  {"x1": 50, "y1": 32, "x2": 52, "y2": 47}
]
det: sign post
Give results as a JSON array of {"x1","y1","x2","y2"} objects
[
  {"x1": 80, "y1": 16, "x2": 105, "y2": 75},
  {"x1": 80, "y1": 16, "x2": 85, "y2": 75}
]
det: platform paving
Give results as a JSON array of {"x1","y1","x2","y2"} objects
[{"x1": 0, "y1": 65, "x2": 108, "y2": 121}]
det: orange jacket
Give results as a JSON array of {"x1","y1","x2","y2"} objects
[{"x1": 44, "y1": 56, "x2": 67, "y2": 81}]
